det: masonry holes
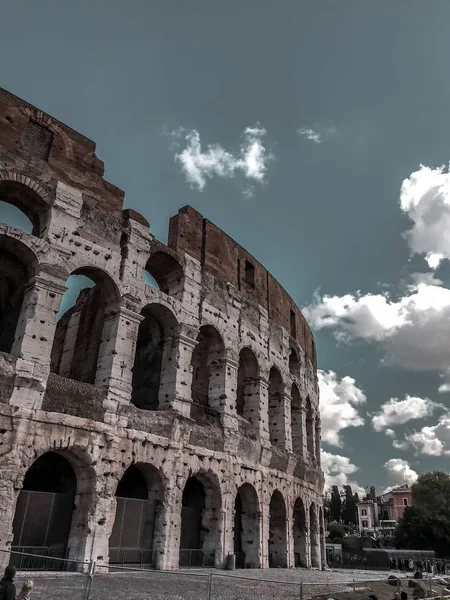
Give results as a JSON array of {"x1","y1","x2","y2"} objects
[
  {"x1": 236, "y1": 348, "x2": 259, "y2": 424},
  {"x1": 190, "y1": 325, "x2": 225, "y2": 414},
  {"x1": 50, "y1": 268, "x2": 119, "y2": 386},
  {"x1": 110, "y1": 464, "x2": 164, "y2": 567},
  {"x1": 293, "y1": 497, "x2": 307, "y2": 567},
  {"x1": 12, "y1": 452, "x2": 77, "y2": 558},
  {"x1": 291, "y1": 383, "x2": 303, "y2": 455},
  {"x1": 131, "y1": 303, "x2": 178, "y2": 411},
  {"x1": 268, "y1": 490, "x2": 287, "y2": 568},
  {"x1": 233, "y1": 483, "x2": 261, "y2": 569},
  {"x1": 268, "y1": 367, "x2": 284, "y2": 448}
]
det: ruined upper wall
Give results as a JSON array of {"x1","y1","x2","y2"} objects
[
  {"x1": 169, "y1": 205, "x2": 317, "y2": 368},
  {"x1": 0, "y1": 87, "x2": 125, "y2": 219}
]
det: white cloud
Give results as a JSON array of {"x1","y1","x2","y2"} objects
[
  {"x1": 297, "y1": 125, "x2": 337, "y2": 144},
  {"x1": 400, "y1": 165, "x2": 450, "y2": 269},
  {"x1": 303, "y1": 282, "x2": 450, "y2": 372},
  {"x1": 372, "y1": 396, "x2": 441, "y2": 432},
  {"x1": 399, "y1": 414, "x2": 450, "y2": 456},
  {"x1": 318, "y1": 370, "x2": 366, "y2": 447},
  {"x1": 172, "y1": 126, "x2": 273, "y2": 192},
  {"x1": 297, "y1": 128, "x2": 322, "y2": 144},
  {"x1": 384, "y1": 458, "x2": 418, "y2": 491},
  {"x1": 321, "y1": 450, "x2": 365, "y2": 496},
  {"x1": 385, "y1": 428, "x2": 396, "y2": 438}
]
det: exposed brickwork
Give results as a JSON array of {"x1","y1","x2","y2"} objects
[{"x1": 0, "y1": 87, "x2": 324, "y2": 572}]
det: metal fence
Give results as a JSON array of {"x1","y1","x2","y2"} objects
[{"x1": 2, "y1": 547, "x2": 450, "y2": 600}]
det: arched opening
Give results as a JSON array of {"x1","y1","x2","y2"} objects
[
  {"x1": 268, "y1": 367, "x2": 284, "y2": 448},
  {"x1": 315, "y1": 418, "x2": 321, "y2": 466},
  {"x1": 0, "y1": 202, "x2": 33, "y2": 234},
  {"x1": 310, "y1": 503, "x2": 320, "y2": 568},
  {"x1": 179, "y1": 473, "x2": 222, "y2": 567},
  {"x1": 305, "y1": 398, "x2": 314, "y2": 459},
  {"x1": 234, "y1": 483, "x2": 260, "y2": 568},
  {"x1": 268, "y1": 490, "x2": 287, "y2": 568},
  {"x1": 50, "y1": 267, "x2": 119, "y2": 385},
  {"x1": 291, "y1": 384, "x2": 303, "y2": 455},
  {"x1": 293, "y1": 498, "x2": 307, "y2": 567},
  {"x1": 12, "y1": 452, "x2": 76, "y2": 559},
  {"x1": 0, "y1": 235, "x2": 38, "y2": 355},
  {"x1": 110, "y1": 464, "x2": 165, "y2": 567},
  {"x1": 289, "y1": 348, "x2": 300, "y2": 379},
  {"x1": 131, "y1": 303, "x2": 178, "y2": 410},
  {"x1": 190, "y1": 325, "x2": 225, "y2": 411},
  {"x1": 236, "y1": 348, "x2": 260, "y2": 422},
  {"x1": 0, "y1": 180, "x2": 50, "y2": 238},
  {"x1": 145, "y1": 251, "x2": 184, "y2": 298}
]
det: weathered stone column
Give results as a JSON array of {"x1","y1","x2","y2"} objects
[
  {"x1": 158, "y1": 330, "x2": 196, "y2": 417},
  {"x1": 260, "y1": 500, "x2": 270, "y2": 569},
  {"x1": 155, "y1": 477, "x2": 183, "y2": 570},
  {"x1": 0, "y1": 454, "x2": 21, "y2": 568},
  {"x1": 301, "y1": 406, "x2": 308, "y2": 461},
  {"x1": 10, "y1": 274, "x2": 66, "y2": 409},
  {"x1": 95, "y1": 306, "x2": 143, "y2": 424},
  {"x1": 310, "y1": 504, "x2": 321, "y2": 568}
]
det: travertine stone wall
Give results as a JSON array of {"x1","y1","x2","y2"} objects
[{"x1": 0, "y1": 86, "x2": 325, "y2": 571}]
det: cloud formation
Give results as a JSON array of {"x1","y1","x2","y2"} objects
[
  {"x1": 172, "y1": 126, "x2": 273, "y2": 192},
  {"x1": 384, "y1": 458, "x2": 418, "y2": 491},
  {"x1": 400, "y1": 165, "x2": 450, "y2": 269},
  {"x1": 297, "y1": 125, "x2": 337, "y2": 144},
  {"x1": 372, "y1": 395, "x2": 441, "y2": 432},
  {"x1": 395, "y1": 414, "x2": 450, "y2": 456},
  {"x1": 321, "y1": 450, "x2": 365, "y2": 496},
  {"x1": 303, "y1": 281, "x2": 450, "y2": 373},
  {"x1": 318, "y1": 370, "x2": 366, "y2": 447}
]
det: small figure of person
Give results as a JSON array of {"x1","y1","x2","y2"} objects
[
  {"x1": 408, "y1": 558, "x2": 414, "y2": 572},
  {"x1": 0, "y1": 565, "x2": 32, "y2": 600}
]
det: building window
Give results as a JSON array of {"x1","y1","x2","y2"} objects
[
  {"x1": 244, "y1": 260, "x2": 255, "y2": 288},
  {"x1": 290, "y1": 309, "x2": 296, "y2": 337},
  {"x1": 403, "y1": 498, "x2": 408, "y2": 506},
  {"x1": 362, "y1": 520, "x2": 368, "y2": 528},
  {"x1": 362, "y1": 509, "x2": 367, "y2": 516}
]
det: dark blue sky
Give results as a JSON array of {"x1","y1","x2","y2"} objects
[{"x1": 2, "y1": 0, "x2": 450, "y2": 492}]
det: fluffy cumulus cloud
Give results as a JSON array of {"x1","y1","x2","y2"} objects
[
  {"x1": 318, "y1": 370, "x2": 366, "y2": 446},
  {"x1": 384, "y1": 459, "x2": 418, "y2": 491},
  {"x1": 400, "y1": 165, "x2": 450, "y2": 269},
  {"x1": 396, "y1": 414, "x2": 450, "y2": 456},
  {"x1": 171, "y1": 126, "x2": 273, "y2": 192},
  {"x1": 321, "y1": 450, "x2": 365, "y2": 496},
  {"x1": 303, "y1": 282, "x2": 450, "y2": 373},
  {"x1": 371, "y1": 395, "x2": 441, "y2": 432}
]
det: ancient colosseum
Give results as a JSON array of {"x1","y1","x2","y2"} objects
[{"x1": 0, "y1": 87, "x2": 325, "y2": 572}]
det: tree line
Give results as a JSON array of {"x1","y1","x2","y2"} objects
[{"x1": 325, "y1": 484, "x2": 360, "y2": 526}]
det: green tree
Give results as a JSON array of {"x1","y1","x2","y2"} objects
[
  {"x1": 330, "y1": 485, "x2": 342, "y2": 522},
  {"x1": 341, "y1": 485, "x2": 357, "y2": 525},
  {"x1": 412, "y1": 471, "x2": 450, "y2": 514}
]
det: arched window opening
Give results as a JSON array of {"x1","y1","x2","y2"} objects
[
  {"x1": 0, "y1": 236, "x2": 38, "y2": 355},
  {"x1": 268, "y1": 367, "x2": 284, "y2": 448},
  {"x1": 0, "y1": 181, "x2": 49, "y2": 238},
  {"x1": 50, "y1": 268, "x2": 119, "y2": 385},
  {"x1": 293, "y1": 498, "x2": 307, "y2": 567},
  {"x1": 234, "y1": 483, "x2": 260, "y2": 569},
  {"x1": 190, "y1": 325, "x2": 225, "y2": 411},
  {"x1": 291, "y1": 384, "x2": 303, "y2": 455},
  {"x1": 110, "y1": 464, "x2": 164, "y2": 567},
  {"x1": 236, "y1": 348, "x2": 259, "y2": 422},
  {"x1": 145, "y1": 251, "x2": 184, "y2": 298},
  {"x1": 268, "y1": 490, "x2": 287, "y2": 568},
  {"x1": 12, "y1": 452, "x2": 77, "y2": 561},
  {"x1": 179, "y1": 473, "x2": 221, "y2": 568},
  {"x1": 131, "y1": 303, "x2": 178, "y2": 411},
  {"x1": 310, "y1": 504, "x2": 320, "y2": 568},
  {"x1": 288, "y1": 348, "x2": 300, "y2": 379},
  {"x1": 0, "y1": 201, "x2": 33, "y2": 234},
  {"x1": 306, "y1": 398, "x2": 314, "y2": 459},
  {"x1": 143, "y1": 270, "x2": 160, "y2": 290}
]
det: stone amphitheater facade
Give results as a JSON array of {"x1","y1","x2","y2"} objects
[{"x1": 0, "y1": 87, "x2": 325, "y2": 571}]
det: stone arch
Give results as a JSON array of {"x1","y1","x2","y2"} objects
[
  {"x1": 293, "y1": 497, "x2": 307, "y2": 567},
  {"x1": 179, "y1": 470, "x2": 222, "y2": 567},
  {"x1": 268, "y1": 490, "x2": 287, "y2": 567},
  {"x1": 131, "y1": 303, "x2": 179, "y2": 411},
  {"x1": 289, "y1": 348, "x2": 300, "y2": 379},
  {"x1": 109, "y1": 463, "x2": 165, "y2": 567},
  {"x1": 310, "y1": 503, "x2": 320, "y2": 568},
  {"x1": 291, "y1": 383, "x2": 303, "y2": 455},
  {"x1": 236, "y1": 347, "x2": 260, "y2": 423},
  {"x1": 50, "y1": 266, "x2": 120, "y2": 385},
  {"x1": 268, "y1": 367, "x2": 284, "y2": 448},
  {"x1": 0, "y1": 175, "x2": 51, "y2": 238},
  {"x1": 145, "y1": 250, "x2": 184, "y2": 297},
  {"x1": 190, "y1": 325, "x2": 225, "y2": 411},
  {"x1": 305, "y1": 397, "x2": 314, "y2": 459},
  {"x1": 234, "y1": 483, "x2": 261, "y2": 568},
  {"x1": 0, "y1": 233, "x2": 39, "y2": 355},
  {"x1": 12, "y1": 449, "x2": 95, "y2": 564}
]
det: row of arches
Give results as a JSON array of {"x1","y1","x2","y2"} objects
[{"x1": 10, "y1": 451, "x2": 324, "y2": 570}]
